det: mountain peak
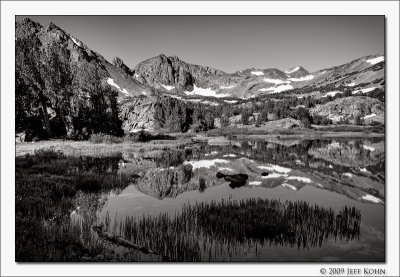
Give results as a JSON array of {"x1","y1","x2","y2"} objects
[
  {"x1": 284, "y1": 66, "x2": 309, "y2": 77},
  {"x1": 45, "y1": 21, "x2": 62, "y2": 32},
  {"x1": 20, "y1": 17, "x2": 41, "y2": 27},
  {"x1": 284, "y1": 66, "x2": 302, "y2": 74},
  {"x1": 169, "y1": 55, "x2": 180, "y2": 61},
  {"x1": 112, "y1": 57, "x2": 132, "y2": 75},
  {"x1": 155, "y1": 53, "x2": 168, "y2": 60}
]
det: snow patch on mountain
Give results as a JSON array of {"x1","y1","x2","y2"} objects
[
  {"x1": 219, "y1": 167, "x2": 234, "y2": 172},
  {"x1": 107, "y1": 78, "x2": 121, "y2": 90},
  {"x1": 259, "y1": 87, "x2": 275, "y2": 92},
  {"x1": 168, "y1": 95, "x2": 183, "y2": 100},
  {"x1": 70, "y1": 36, "x2": 81, "y2": 47},
  {"x1": 352, "y1": 87, "x2": 376, "y2": 94},
  {"x1": 363, "y1": 145, "x2": 375, "y2": 152},
  {"x1": 224, "y1": 100, "x2": 238, "y2": 104},
  {"x1": 288, "y1": 75, "x2": 314, "y2": 82},
  {"x1": 184, "y1": 85, "x2": 230, "y2": 98},
  {"x1": 366, "y1": 56, "x2": 384, "y2": 65},
  {"x1": 106, "y1": 78, "x2": 134, "y2": 96},
  {"x1": 362, "y1": 113, "x2": 376, "y2": 120},
  {"x1": 263, "y1": 78, "x2": 289, "y2": 85},
  {"x1": 285, "y1": 66, "x2": 300, "y2": 74},
  {"x1": 258, "y1": 164, "x2": 291, "y2": 174},
  {"x1": 360, "y1": 167, "x2": 371, "y2": 174},
  {"x1": 346, "y1": 82, "x2": 356, "y2": 87},
  {"x1": 282, "y1": 183, "x2": 297, "y2": 190},
  {"x1": 161, "y1": 84, "x2": 175, "y2": 91},
  {"x1": 274, "y1": 84, "x2": 294, "y2": 93},
  {"x1": 251, "y1": 71, "x2": 264, "y2": 76},
  {"x1": 259, "y1": 84, "x2": 293, "y2": 93},
  {"x1": 184, "y1": 159, "x2": 229, "y2": 170},
  {"x1": 286, "y1": 176, "x2": 312, "y2": 183},
  {"x1": 323, "y1": 91, "x2": 344, "y2": 97},
  {"x1": 361, "y1": 194, "x2": 383, "y2": 204}
]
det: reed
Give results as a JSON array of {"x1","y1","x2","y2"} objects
[
  {"x1": 15, "y1": 147, "x2": 132, "y2": 261},
  {"x1": 100, "y1": 198, "x2": 361, "y2": 262}
]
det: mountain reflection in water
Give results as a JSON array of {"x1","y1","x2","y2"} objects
[{"x1": 71, "y1": 137, "x2": 384, "y2": 261}]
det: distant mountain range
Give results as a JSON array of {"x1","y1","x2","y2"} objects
[
  {"x1": 17, "y1": 18, "x2": 384, "y2": 99},
  {"x1": 131, "y1": 52, "x2": 384, "y2": 99},
  {"x1": 15, "y1": 18, "x2": 385, "y2": 139}
]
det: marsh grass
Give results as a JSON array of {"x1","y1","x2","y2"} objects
[
  {"x1": 101, "y1": 198, "x2": 361, "y2": 262},
  {"x1": 15, "y1": 147, "x2": 132, "y2": 261},
  {"x1": 16, "y1": 138, "x2": 193, "y2": 157},
  {"x1": 89, "y1": 132, "x2": 176, "y2": 144}
]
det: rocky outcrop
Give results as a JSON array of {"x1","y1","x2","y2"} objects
[
  {"x1": 133, "y1": 54, "x2": 233, "y2": 94},
  {"x1": 261, "y1": 118, "x2": 305, "y2": 129},
  {"x1": 285, "y1": 66, "x2": 309, "y2": 78},
  {"x1": 310, "y1": 96, "x2": 384, "y2": 124},
  {"x1": 112, "y1": 57, "x2": 132, "y2": 75},
  {"x1": 119, "y1": 97, "x2": 156, "y2": 132}
]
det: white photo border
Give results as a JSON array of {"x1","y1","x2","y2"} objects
[{"x1": 1, "y1": 1, "x2": 399, "y2": 276}]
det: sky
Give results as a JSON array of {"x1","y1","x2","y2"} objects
[{"x1": 16, "y1": 16, "x2": 384, "y2": 73}]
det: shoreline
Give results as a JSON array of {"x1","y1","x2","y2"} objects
[
  {"x1": 234, "y1": 131, "x2": 385, "y2": 140},
  {"x1": 16, "y1": 129, "x2": 384, "y2": 157}
]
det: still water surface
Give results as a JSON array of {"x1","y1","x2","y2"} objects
[{"x1": 75, "y1": 138, "x2": 385, "y2": 261}]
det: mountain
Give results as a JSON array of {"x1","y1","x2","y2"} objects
[
  {"x1": 131, "y1": 53, "x2": 384, "y2": 99},
  {"x1": 15, "y1": 18, "x2": 385, "y2": 139},
  {"x1": 133, "y1": 54, "x2": 236, "y2": 97},
  {"x1": 15, "y1": 18, "x2": 159, "y2": 139},
  {"x1": 284, "y1": 66, "x2": 309, "y2": 78}
]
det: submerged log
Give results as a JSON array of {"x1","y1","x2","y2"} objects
[{"x1": 92, "y1": 225, "x2": 176, "y2": 262}]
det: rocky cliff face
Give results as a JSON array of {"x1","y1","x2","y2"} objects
[
  {"x1": 15, "y1": 19, "x2": 158, "y2": 140},
  {"x1": 284, "y1": 66, "x2": 309, "y2": 78},
  {"x1": 112, "y1": 57, "x2": 132, "y2": 75},
  {"x1": 119, "y1": 97, "x2": 156, "y2": 132},
  {"x1": 310, "y1": 96, "x2": 384, "y2": 124},
  {"x1": 133, "y1": 54, "x2": 235, "y2": 95}
]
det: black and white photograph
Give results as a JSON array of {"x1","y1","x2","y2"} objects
[{"x1": 1, "y1": 1, "x2": 399, "y2": 276}]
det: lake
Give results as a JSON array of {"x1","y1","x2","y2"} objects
[{"x1": 72, "y1": 137, "x2": 385, "y2": 262}]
